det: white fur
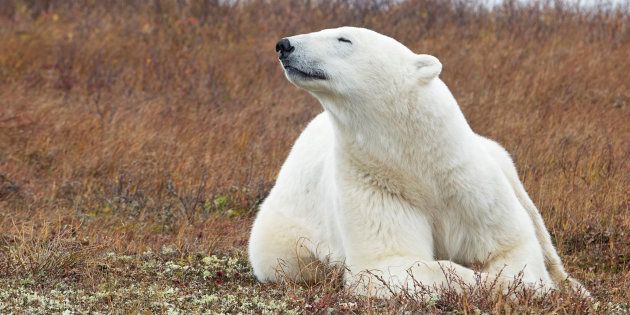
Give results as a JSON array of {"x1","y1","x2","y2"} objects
[{"x1": 249, "y1": 27, "x2": 588, "y2": 297}]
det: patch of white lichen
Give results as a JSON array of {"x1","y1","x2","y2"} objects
[{"x1": 0, "y1": 249, "x2": 299, "y2": 314}]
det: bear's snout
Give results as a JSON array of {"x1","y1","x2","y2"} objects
[{"x1": 275, "y1": 38, "x2": 294, "y2": 60}]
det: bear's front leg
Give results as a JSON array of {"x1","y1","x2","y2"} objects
[
  {"x1": 335, "y1": 182, "x2": 501, "y2": 297},
  {"x1": 345, "y1": 257, "x2": 498, "y2": 298}
]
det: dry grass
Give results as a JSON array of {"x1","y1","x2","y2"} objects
[{"x1": 0, "y1": 0, "x2": 628, "y2": 313}]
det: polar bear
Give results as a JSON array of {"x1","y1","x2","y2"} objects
[{"x1": 249, "y1": 27, "x2": 588, "y2": 297}]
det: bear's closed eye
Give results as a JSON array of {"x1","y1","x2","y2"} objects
[{"x1": 338, "y1": 37, "x2": 352, "y2": 44}]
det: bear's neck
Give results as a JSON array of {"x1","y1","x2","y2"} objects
[{"x1": 319, "y1": 79, "x2": 477, "y2": 182}]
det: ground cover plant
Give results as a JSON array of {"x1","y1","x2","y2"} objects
[{"x1": 0, "y1": 0, "x2": 628, "y2": 313}]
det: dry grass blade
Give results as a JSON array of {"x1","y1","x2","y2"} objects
[{"x1": 0, "y1": 223, "x2": 104, "y2": 279}]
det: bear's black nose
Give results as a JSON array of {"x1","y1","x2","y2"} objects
[{"x1": 275, "y1": 38, "x2": 294, "y2": 59}]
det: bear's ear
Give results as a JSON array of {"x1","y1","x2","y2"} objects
[{"x1": 414, "y1": 54, "x2": 442, "y2": 82}]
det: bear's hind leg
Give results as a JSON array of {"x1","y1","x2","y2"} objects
[
  {"x1": 481, "y1": 239, "x2": 554, "y2": 292},
  {"x1": 248, "y1": 210, "x2": 325, "y2": 284}
]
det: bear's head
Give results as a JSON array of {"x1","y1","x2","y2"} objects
[{"x1": 276, "y1": 27, "x2": 442, "y2": 102}]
